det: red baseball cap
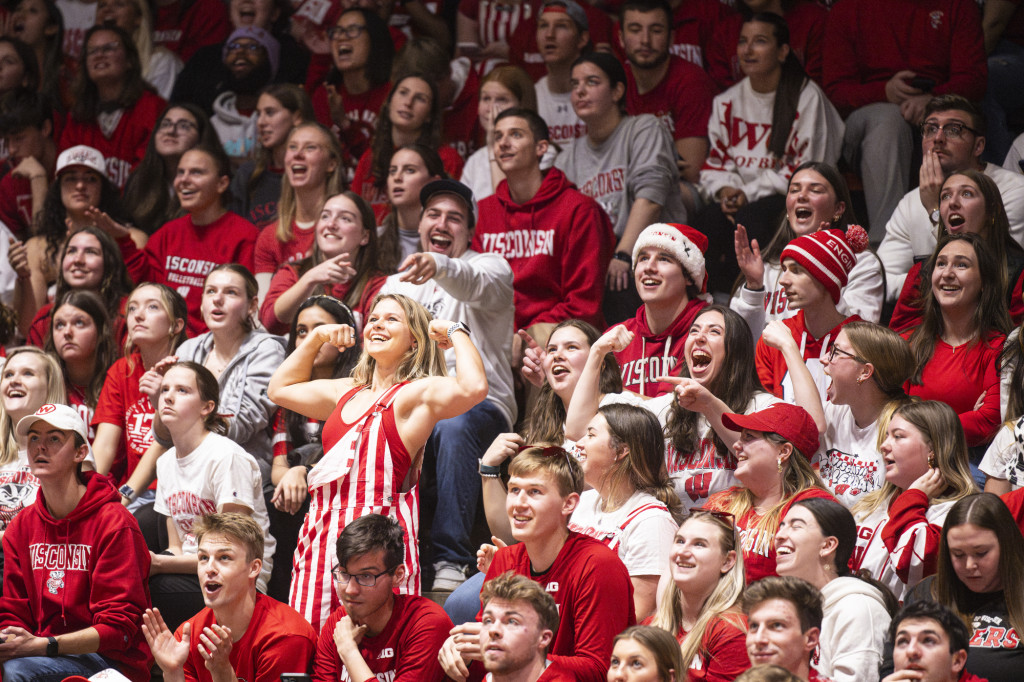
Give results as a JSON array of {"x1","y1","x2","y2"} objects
[{"x1": 721, "y1": 403, "x2": 820, "y2": 459}]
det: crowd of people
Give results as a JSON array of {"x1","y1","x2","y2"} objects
[{"x1": 0, "y1": 0, "x2": 1023, "y2": 680}]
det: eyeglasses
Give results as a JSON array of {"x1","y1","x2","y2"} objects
[
  {"x1": 827, "y1": 345, "x2": 867, "y2": 364},
  {"x1": 159, "y1": 119, "x2": 198, "y2": 134},
  {"x1": 225, "y1": 40, "x2": 264, "y2": 54},
  {"x1": 331, "y1": 564, "x2": 399, "y2": 587},
  {"x1": 327, "y1": 24, "x2": 367, "y2": 41},
  {"x1": 921, "y1": 122, "x2": 979, "y2": 140},
  {"x1": 86, "y1": 41, "x2": 122, "y2": 58}
]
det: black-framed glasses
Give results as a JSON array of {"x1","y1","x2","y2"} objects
[
  {"x1": 331, "y1": 564, "x2": 399, "y2": 587},
  {"x1": 327, "y1": 24, "x2": 367, "y2": 41},
  {"x1": 921, "y1": 122, "x2": 979, "y2": 140},
  {"x1": 159, "y1": 119, "x2": 198, "y2": 134},
  {"x1": 827, "y1": 344, "x2": 867, "y2": 364}
]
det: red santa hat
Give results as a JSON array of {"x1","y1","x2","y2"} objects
[{"x1": 631, "y1": 223, "x2": 709, "y2": 297}]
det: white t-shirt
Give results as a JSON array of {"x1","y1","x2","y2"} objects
[
  {"x1": 980, "y1": 421, "x2": 1024, "y2": 489},
  {"x1": 154, "y1": 432, "x2": 276, "y2": 590},
  {"x1": 568, "y1": 489, "x2": 677, "y2": 576},
  {"x1": 0, "y1": 449, "x2": 37, "y2": 532},
  {"x1": 536, "y1": 76, "x2": 586, "y2": 146},
  {"x1": 816, "y1": 402, "x2": 885, "y2": 508}
]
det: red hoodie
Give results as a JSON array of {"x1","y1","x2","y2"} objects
[
  {"x1": 614, "y1": 297, "x2": 708, "y2": 398},
  {"x1": 0, "y1": 472, "x2": 152, "y2": 682},
  {"x1": 473, "y1": 168, "x2": 614, "y2": 330}
]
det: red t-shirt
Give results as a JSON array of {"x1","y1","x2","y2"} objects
[
  {"x1": 312, "y1": 594, "x2": 452, "y2": 682},
  {"x1": 351, "y1": 145, "x2": 465, "y2": 224},
  {"x1": 254, "y1": 220, "x2": 316, "y2": 275},
  {"x1": 177, "y1": 593, "x2": 317, "y2": 682},
  {"x1": 259, "y1": 264, "x2": 387, "y2": 335},
  {"x1": 92, "y1": 355, "x2": 156, "y2": 488},
  {"x1": 153, "y1": 0, "x2": 230, "y2": 62},
  {"x1": 60, "y1": 91, "x2": 166, "y2": 190},
  {"x1": 625, "y1": 55, "x2": 716, "y2": 141},
  {"x1": 311, "y1": 81, "x2": 391, "y2": 166},
  {"x1": 639, "y1": 613, "x2": 750, "y2": 682},
  {"x1": 482, "y1": 532, "x2": 636, "y2": 682}
]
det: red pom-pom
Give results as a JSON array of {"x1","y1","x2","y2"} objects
[{"x1": 844, "y1": 225, "x2": 869, "y2": 254}]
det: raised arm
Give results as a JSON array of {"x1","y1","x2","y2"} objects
[
  {"x1": 761, "y1": 320, "x2": 826, "y2": 434},
  {"x1": 564, "y1": 325, "x2": 634, "y2": 441},
  {"x1": 267, "y1": 324, "x2": 355, "y2": 422}
]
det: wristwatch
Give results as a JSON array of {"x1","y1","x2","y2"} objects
[
  {"x1": 447, "y1": 322, "x2": 471, "y2": 340},
  {"x1": 612, "y1": 251, "x2": 632, "y2": 265},
  {"x1": 929, "y1": 207, "x2": 940, "y2": 225},
  {"x1": 118, "y1": 484, "x2": 136, "y2": 501},
  {"x1": 478, "y1": 459, "x2": 501, "y2": 478},
  {"x1": 46, "y1": 636, "x2": 58, "y2": 657}
]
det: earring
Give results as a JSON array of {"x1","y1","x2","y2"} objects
[
  {"x1": 856, "y1": 376, "x2": 865, "y2": 385},
  {"x1": 777, "y1": 457, "x2": 782, "y2": 473}
]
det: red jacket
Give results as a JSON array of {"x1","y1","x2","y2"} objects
[
  {"x1": 614, "y1": 297, "x2": 708, "y2": 398},
  {"x1": 473, "y1": 168, "x2": 614, "y2": 330},
  {"x1": 0, "y1": 472, "x2": 152, "y2": 682}
]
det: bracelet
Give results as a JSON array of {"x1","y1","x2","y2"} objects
[
  {"x1": 479, "y1": 459, "x2": 501, "y2": 478},
  {"x1": 612, "y1": 251, "x2": 632, "y2": 265}
]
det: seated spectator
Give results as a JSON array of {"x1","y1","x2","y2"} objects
[
  {"x1": 607, "y1": 626, "x2": 685, "y2": 682},
  {"x1": 648, "y1": 509, "x2": 750, "y2": 680},
  {"x1": 149, "y1": 361, "x2": 276, "y2": 631},
  {"x1": 705, "y1": 402, "x2": 834, "y2": 582},
  {"x1": 209, "y1": 27, "x2": 280, "y2": 162},
  {"x1": 903, "y1": 233, "x2": 1008, "y2": 448},
  {"x1": 313, "y1": 513, "x2": 452, "y2": 681},
  {"x1": 377, "y1": 144, "x2": 444, "y2": 272},
  {"x1": 439, "y1": 447, "x2": 634, "y2": 681},
  {"x1": 569, "y1": 403, "x2": 681, "y2": 620},
  {"x1": 474, "y1": 107, "x2": 614, "y2": 335},
  {"x1": 268, "y1": 293, "x2": 488, "y2": 631},
  {"x1": 850, "y1": 401, "x2": 977, "y2": 604},
  {"x1": 9, "y1": 0, "x2": 71, "y2": 111},
  {"x1": 144, "y1": 512, "x2": 315, "y2": 682},
  {"x1": 92, "y1": 283, "x2": 187, "y2": 496},
  {"x1": 775, "y1": 498, "x2": 894, "y2": 682},
  {"x1": 177, "y1": 264, "x2": 285, "y2": 489},
  {"x1": 352, "y1": 73, "x2": 464, "y2": 221},
  {"x1": 507, "y1": 0, "x2": 613, "y2": 81},
  {"x1": 477, "y1": 571, "x2": 574, "y2": 681},
  {"x1": 904, "y1": 493, "x2": 1024, "y2": 680},
  {"x1": 455, "y1": 0, "x2": 531, "y2": 69},
  {"x1": 60, "y1": 25, "x2": 166, "y2": 190},
  {"x1": 705, "y1": 0, "x2": 826, "y2": 89},
  {"x1": 253, "y1": 121, "x2": 343, "y2": 297},
  {"x1": 380, "y1": 179, "x2": 514, "y2": 592},
  {"x1": 696, "y1": 13, "x2": 843, "y2": 297},
  {"x1": 170, "y1": 0, "x2": 310, "y2": 114},
  {"x1": 823, "y1": 0, "x2": 986, "y2": 238},
  {"x1": 811, "y1": 322, "x2": 914, "y2": 507},
  {"x1": 460, "y1": 65, "x2": 540, "y2": 210},
  {"x1": 754, "y1": 228, "x2": 867, "y2": 403},
  {"x1": 0, "y1": 88, "x2": 55, "y2": 241},
  {"x1": 0, "y1": 40, "x2": 40, "y2": 162},
  {"x1": 228, "y1": 84, "x2": 313, "y2": 229},
  {"x1": 743, "y1": 577, "x2": 823, "y2": 682},
  {"x1": 883, "y1": 601, "x2": 983, "y2": 682},
  {"x1": 878, "y1": 96, "x2": 1024, "y2": 301},
  {"x1": 531, "y1": 0, "x2": 590, "y2": 148},
  {"x1": 611, "y1": 222, "x2": 708, "y2": 397},
  {"x1": 95, "y1": 0, "x2": 182, "y2": 98},
  {"x1": 891, "y1": 169, "x2": 1024, "y2": 330},
  {"x1": 9, "y1": 144, "x2": 142, "y2": 340},
  {"x1": 122, "y1": 102, "x2": 219, "y2": 235},
  {"x1": 621, "y1": 0, "x2": 716, "y2": 215},
  {"x1": 0, "y1": 348, "x2": 65, "y2": 559},
  {"x1": 110, "y1": 144, "x2": 259, "y2": 335},
  {"x1": 732, "y1": 162, "x2": 884, "y2": 337},
  {"x1": 43, "y1": 290, "x2": 117, "y2": 442},
  {"x1": 310, "y1": 8, "x2": 394, "y2": 168},
  {"x1": 152, "y1": 0, "x2": 229, "y2": 62},
  {"x1": 0, "y1": 403, "x2": 150, "y2": 682},
  {"x1": 555, "y1": 53, "x2": 684, "y2": 324},
  {"x1": 25, "y1": 226, "x2": 133, "y2": 348},
  {"x1": 261, "y1": 191, "x2": 387, "y2": 335}
]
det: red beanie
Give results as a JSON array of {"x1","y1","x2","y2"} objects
[{"x1": 780, "y1": 226, "x2": 868, "y2": 304}]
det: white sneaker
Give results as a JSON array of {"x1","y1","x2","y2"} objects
[{"x1": 432, "y1": 561, "x2": 469, "y2": 592}]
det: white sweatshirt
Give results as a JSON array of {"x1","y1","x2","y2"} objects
[{"x1": 815, "y1": 576, "x2": 891, "y2": 682}]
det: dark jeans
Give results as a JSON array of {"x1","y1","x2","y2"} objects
[{"x1": 2, "y1": 653, "x2": 119, "y2": 682}]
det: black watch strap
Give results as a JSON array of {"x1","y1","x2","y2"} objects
[{"x1": 46, "y1": 636, "x2": 58, "y2": 657}]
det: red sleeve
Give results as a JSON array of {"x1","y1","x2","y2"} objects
[
  {"x1": 888, "y1": 265, "x2": 923, "y2": 333},
  {"x1": 440, "y1": 145, "x2": 465, "y2": 181},
  {"x1": 755, "y1": 337, "x2": 783, "y2": 397},
  {"x1": 529, "y1": 198, "x2": 614, "y2": 328},
  {"x1": 352, "y1": 151, "x2": 375, "y2": 204},
  {"x1": 958, "y1": 337, "x2": 1004, "y2": 447},
  {"x1": 25, "y1": 304, "x2": 52, "y2": 347},
  {"x1": 880, "y1": 488, "x2": 942, "y2": 587},
  {"x1": 821, "y1": 3, "x2": 886, "y2": 116},
  {"x1": 931, "y1": 0, "x2": 986, "y2": 102},
  {"x1": 1000, "y1": 488, "x2": 1024, "y2": 529},
  {"x1": 394, "y1": 602, "x2": 453, "y2": 682},
  {"x1": 88, "y1": 515, "x2": 152, "y2": 654},
  {"x1": 230, "y1": 214, "x2": 259, "y2": 273},
  {"x1": 702, "y1": 617, "x2": 752, "y2": 682},
  {"x1": 799, "y1": 8, "x2": 825, "y2": 84},
  {"x1": 312, "y1": 609, "x2": 344, "y2": 682},
  {"x1": 0, "y1": 523, "x2": 34, "y2": 631},
  {"x1": 117, "y1": 233, "x2": 162, "y2": 285},
  {"x1": 354, "y1": 274, "x2": 387, "y2": 319},
  {"x1": 253, "y1": 619, "x2": 316, "y2": 681},
  {"x1": 260, "y1": 265, "x2": 301, "y2": 335},
  {"x1": 92, "y1": 359, "x2": 127, "y2": 427},
  {"x1": 254, "y1": 222, "x2": 282, "y2": 274}
]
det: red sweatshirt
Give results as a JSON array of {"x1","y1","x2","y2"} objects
[
  {"x1": 311, "y1": 81, "x2": 390, "y2": 167},
  {"x1": 755, "y1": 309, "x2": 860, "y2": 400},
  {"x1": 614, "y1": 297, "x2": 708, "y2": 398},
  {"x1": 0, "y1": 472, "x2": 152, "y2": 682},
  {"x1": 822, "y1": 0, "x2": 986, "y2": 116},
  {"x1": 473, "y1": 168, "x2": 614, "y2": 330},
  {"x1": 153, "y1": 0, "x2": 230, "y2": 62},
  {"x1": 118, "y1": 210, "x2": 258, "y2": 335},
  {"x1": 59, "y1": 90, "x2": 166, "y2": 190},
  {"x1": 481, "y1": 532, "x2": 635, "y2": 682}
]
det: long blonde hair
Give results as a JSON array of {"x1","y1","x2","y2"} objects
[
  {"x1": 0, "y1": 348, "x2": 67, "y2": 465},
  {"x1": 853, "y1": 401, "x2": 977, "y2": 519},
  {"x1": 651, "y1": 510, "x2": 746, "y2": 669},
  {"x1": 275, "y1": 122, "x2": 344, "y2": 243},
  {"x1": 350, "y1": 294, "x2": 447, "y2": 386}
]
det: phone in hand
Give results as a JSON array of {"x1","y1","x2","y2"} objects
[
  {"x1": 280, "y1": 675, "x2": 311, "y2": 682},
  {"x1": 910, "y1": 76, "x2": 936, "y2": 92}
]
